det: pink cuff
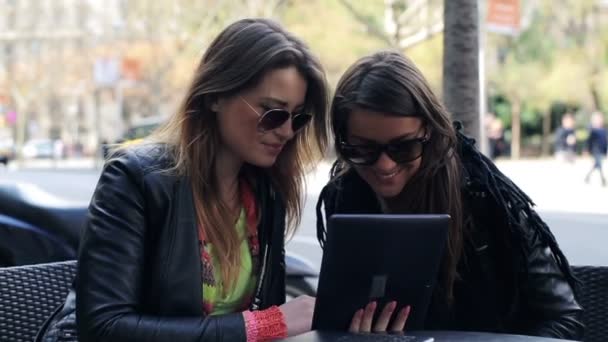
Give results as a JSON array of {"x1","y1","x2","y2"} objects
[{"x1": 243, "y1": 306, "x2": 288, "y2": 342}]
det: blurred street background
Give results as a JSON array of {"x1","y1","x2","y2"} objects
[
  {"x1": 1, "y1": 155, "x2": 607, "y2": 270},
  {"x1": 0, "y1": 0, "x2": 607, "y2": 271}
]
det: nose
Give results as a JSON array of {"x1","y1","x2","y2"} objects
[
  {"x1": 273, "y1": 117, "x2": 294, "y2": 141},
  {"x1": 373, "y1": 152, "x2": 398, "y2": 172}
]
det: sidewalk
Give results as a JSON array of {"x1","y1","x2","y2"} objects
[
  {"x1": 306, "y1": 157, "x2": 608, "y2": 215},
  {"x1": 7, "y1": 156, "x2": 606, "y2": 215},
  {"x1": 493, "y1": 157, "x2": 607, "y2": 215},
  {"x1": 4, "y1": 158, "x2": 99, "y2": 171}
]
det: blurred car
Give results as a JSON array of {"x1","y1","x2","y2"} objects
[
  {"x1": 0, "y1": 139, "x2": 15, "y2": 165},
  {"x1": 22, "y1": 139, "x2": 62, "y2": 159},
  {"x1": 101, "y1": 116, "x2": 166, "y2": 159},
  {"x1": 121, "y1": 115, "x2": 166, "y2": 146}
]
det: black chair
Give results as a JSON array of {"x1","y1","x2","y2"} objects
[
  {"x1": 572, "y1": 265, "x2": 608, "y2": 342},
  {"x1": 0, "y1": 260, "x2": 76, "y2": 342}
]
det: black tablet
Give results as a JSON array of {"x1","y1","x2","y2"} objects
[{"x1": 312, "y1": 214, "x2": 449, "y2": 332}]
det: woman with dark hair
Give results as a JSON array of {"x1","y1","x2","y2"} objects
[
  {"x1": 316, "y1": 50, "x2": 583, "y2": 339},
  {"x1": 38, "y1": 18, "x2": 329, "y2": 342}
]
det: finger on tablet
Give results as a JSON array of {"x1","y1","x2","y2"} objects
[
  {"x1": 373, "y1": 301, "x2": 397, "y2": 332},
  {"x1": 349, "y1": 308, "x2": 364, "y2": 333},
  {"x1": 360, "y1": 301, "x2": 377, "y2": 333},
  {"x1": 390, "y1": 305, "x2": 411, "y2": 332}
]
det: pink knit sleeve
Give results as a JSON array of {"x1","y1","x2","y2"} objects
[{"x1": 243, "y1": 306, "x2": 288, "y2": 341}]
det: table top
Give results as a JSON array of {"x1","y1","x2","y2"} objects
[{"x1": 281, "y1": 330, "x2": 579, "y2": 342}]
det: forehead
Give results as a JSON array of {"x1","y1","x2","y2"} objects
[
  {"x1": 347, "y1": 108, "x2": 423, "y2": 142},
  {"x1": 249, "y1": 66, "x2": 307, "y2": 107}
]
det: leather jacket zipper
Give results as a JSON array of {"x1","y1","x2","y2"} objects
[
  {"x1": 251, "y1": 184, "x2": 275, "y2": 311},
  {"x1": 251, "y1": 243, "x2": 270, "y2": 310}
]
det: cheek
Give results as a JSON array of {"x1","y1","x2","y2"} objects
[
  {"x1": 399, "y1": 159, "x2": 422, "y2": 182},
  {"x1": 218, "y1": 112, "x2": 260, "y2": 150},
  {"x1": 403, "y1": 158, "x2": 422, "y2": 175}
]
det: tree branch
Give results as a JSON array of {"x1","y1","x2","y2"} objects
[
  {"x1": 397, "y1": 0, "x2": 431, "y2": 26},
  {"x1": 338, "y1": 0, "x2": 396, "y2": 46},
  {"x1": 400, "y1": 21, "x2": 443, "y2": 49},
  {"x1": 272, "y1": 0, "x2": 289, "y2": 14}
]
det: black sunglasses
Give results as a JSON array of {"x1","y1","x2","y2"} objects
[
  {"x1": 339, "y1": 136, "x2": 429, "y2": 166},
  {"x1": 240, "y1": 96, "x2": 312, "y2": 133}
]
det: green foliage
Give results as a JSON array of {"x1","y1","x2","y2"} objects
[
  {"x1": 490, "y1": 96, "x2": 512, "y2": 127},
  {"x1": 520, "y1": 105, "x2": 541, "y2": 134},
  {"x1": 133, "y1": 0, "x2": 608, "y2": 130},
  {"x1": 487, "y1": 0, "x2": 608, "y2": 149},
  {"x1": 406, "y1": 34, "x2": 444, "y2": 94},
  {"x1": 510, "y1": 11, "x2": 556, "y2": 65},
  {"x1": 281, "y1": 0, "x2": 387, "y2": 86}
]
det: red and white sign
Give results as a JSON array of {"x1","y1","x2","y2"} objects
[{"x1": 486, "y1": 0, "x2": 521, "y2": 35}]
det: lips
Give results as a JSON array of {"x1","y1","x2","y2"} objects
[
  {"x1": 262, "y1": 143, "x2": 284, "y2": 155},
  {"x1": 374, "y1": 168, "x2": 401, "y2": 181}
]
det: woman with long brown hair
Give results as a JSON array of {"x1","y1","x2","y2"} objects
[
  {"x1": 38, "y1": 18, "x2": 329, "y2": 342},
  {"x1": 316, "y1": 50, "x2": 583, "y2": 339}
]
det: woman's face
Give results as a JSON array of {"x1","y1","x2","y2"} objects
[
  {"x1": 346, "y1": 109, "x2": 425, "y2": 199},
  {"x1": 215, "y1": 66, "x2": 308, "y2": 168}
]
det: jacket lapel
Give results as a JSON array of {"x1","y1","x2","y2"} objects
[{"x1": 165, "y1": 177, "x2": 203, "y2": 315}]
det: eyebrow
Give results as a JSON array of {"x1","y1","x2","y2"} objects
[
  {"x1": 260, "y1": 97, "x2": 305, "y2": 111},
  {"x1": 349, "y1": 132, "x2": 421, "y2": 143}
]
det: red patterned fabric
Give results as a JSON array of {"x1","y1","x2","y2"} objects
[{"x1": 198, "y1": 179, "x2": 260, "y2": 315}]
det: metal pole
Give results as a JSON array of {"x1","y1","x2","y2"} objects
[
  {"x1": 94, "y1": 88, "x2": 102, "y2": 169},
  {"x1": 479, "y1": 0, "x2": 489, "y2": 156}
]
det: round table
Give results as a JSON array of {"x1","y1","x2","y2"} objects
[{"x1": 281, "y1": 330, "x2": 579, "y2": 341}]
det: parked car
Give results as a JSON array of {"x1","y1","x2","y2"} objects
[
  {"x1": 22, "y1": 139, "x2": 62, "y2": 159},
  {"x1": 122, "y1": 115, "x2": 166, "y2": 145},
  {"x1": 0, "y1": 139, "x2": 15, "y2": 165}
]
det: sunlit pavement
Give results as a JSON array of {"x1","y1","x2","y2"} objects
[
  {"x1": 493, "y1": 157, "x2": 608, "y2": 215},
  {"x1": 289, "y1": 157, "x2": 608, "y2": 270},
  {"x1": 4, "y1": 158, "x2": 98, "y2": 171},
  {"x1": 304, "y1": 157, "x2": 608, "y2": 213}
]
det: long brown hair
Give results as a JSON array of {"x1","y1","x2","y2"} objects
[
  {"x1": 331, "y1": 50, "x2": 464, "y2": 303},
  {"x1": 148, "y1": 18, "x2": 329, "y2": 292}
]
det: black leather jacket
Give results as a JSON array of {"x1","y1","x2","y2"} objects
[
  {"x1": 315, "y1": 137, "x2": 584, "y2": 340},
  {"x1": 75, "y1": 144, "x2": 286, "y2": 342}
]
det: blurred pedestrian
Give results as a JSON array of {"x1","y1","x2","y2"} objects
[
  {"x1": 584, "y1": 112, "x2": 607, "y2": 186},
  {"x1": 554, "y1": 113, "x2": 577, "y2": 163},
  {"x1": 486, "y1": 114, "x2": 506, "y2": 159}
]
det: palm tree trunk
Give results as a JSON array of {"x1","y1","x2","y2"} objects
[
  {"x1": 442, "y1": 0, "x2": 479, "y2": 141},
  {"x1": 590, "y1": 81, "x2": 601, "y2": 112},
  {"x1": 511, "y1": 99, "x2": 521, "y2": 159},
  {"x1": 541, "y1": 111, "x2": 551, "y2": 156}
]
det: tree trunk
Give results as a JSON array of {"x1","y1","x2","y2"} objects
[
  {"x1": 442, "y1": 0, "x2": 479, "y2": 141},
  {"x1": 541, "y1": 110, "x2": 551, "y2": 156},
  {"x1": 511, "y1": 100, "x2": 521, "y2": 159},
  {"x1": 590, "y1": 81, "x2": 601, "y2": 112},
  {"x1": 14, "y1": 101, "x2": 28, "y2": 166}
]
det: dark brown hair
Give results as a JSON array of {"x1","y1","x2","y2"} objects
[{"x1": 148, "y1": 18, "x2": 329, "y2": 292}]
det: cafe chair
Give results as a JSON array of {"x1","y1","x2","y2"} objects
[
  {"x1": 572, "y1": 265, "x2": 608, "y2": 342},
  {"x1": 0, "y1": 260, "x2": 76, "y2": 342}
]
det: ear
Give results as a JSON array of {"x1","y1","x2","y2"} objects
[
  {"x1": 210, "y1": 98, "x2": 221, "y2": 112},
  {"x1": 210, "y1": 102, "x2": 220, "y2": 112},
  {"x1": 207, "y1": 95, "x2": 225, "y2": 113}
]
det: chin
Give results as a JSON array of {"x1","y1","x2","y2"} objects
[
  {"x1": 246, "y1": 155, "x2": 279, "y2": 168},
  {"x1": 359, "y1": 172, "x2": 408, "y2": 199},
  {"x1": 374, "y1": 186, "x2": 404, "y2": 199}
]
